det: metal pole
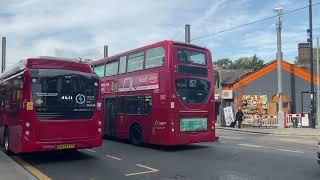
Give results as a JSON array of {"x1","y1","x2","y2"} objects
[
  {"x1": 185, "y1": 24, "x2": 191, "y2": 43},
  {"x1": 274, "y1": 8, "x2": 284, "y2": 128},
  {"x1": 317, "y1": 37, "x2": 319, "y2": 128},
  {"x1": 1, "y1": 37, "x2": 6, "y2": 73},
  {"x1": 308, "y1": 0, "x2": 315, "y2": 128},
  {"x1": 104, "y1": 45, "x2": 108, "y2": 58}
]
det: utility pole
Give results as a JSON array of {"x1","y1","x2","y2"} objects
[
  {"x1": 317, "y1": 37, "x2": 319, "y2": 128},
  {"x1": 308, "y1": 0, "x2": 315, "y2": 128},
  {"x1": 274, "y1": 7, "x2": 284, "y2": 128},
  {"x1": 104, "y1": 45, "x2": 108, "y2": 58},
  {"x1": 1, "y1": 37, "x2": 6, "y2": 73},
  {"x1": 185, "y1": 24, "x2": 191, "y2": 43}
]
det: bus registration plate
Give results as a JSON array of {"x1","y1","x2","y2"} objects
[
  {"x1": 180, "y1": 118, "x2": 207, "y2": 131},
  {"x1": 56, "y1": 144, "x2": 75, "y2": 149}
]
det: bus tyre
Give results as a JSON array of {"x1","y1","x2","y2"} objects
[
  {"x1": 130, "y1": 124, "x2": 143, "y2": 146},
  {"x1": 4, "y1": 128, "x2": 11, "y2": 155}
]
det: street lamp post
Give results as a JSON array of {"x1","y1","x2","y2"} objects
[
  {"x1": 317, "y1": 37, "x2": 319, "y2": 128},
  {"x1": 308, "y1": 0, "x2": 316, "y2": 128},
  {"x1": 274, "y1": 7, "x2": 284, "y2": 128}
]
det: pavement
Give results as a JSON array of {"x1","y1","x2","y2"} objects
[
  {"x1": 11, "y1": 129, "x2": 320, "y2": 180},
  {"x1": 0, "y1": 150, "x2": 37, "y2": 180},
  {"x1": 217, "y1": 126, "x2": 320, "y2": 139}
]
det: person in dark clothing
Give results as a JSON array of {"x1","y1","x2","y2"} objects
[
  {"x1": 229, "y1": 121, "x2": 236, "y2": 128},
  {"x1": 235, "y1": 108, "x2": 244, "y2": 128}
]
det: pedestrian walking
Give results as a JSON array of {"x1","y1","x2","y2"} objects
[{"x1": 235, "y1": 108, "x2": 244, "y2": 128}]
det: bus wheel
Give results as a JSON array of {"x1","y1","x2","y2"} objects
[
  {"x1": 4, "y1": 128, "x2": 11, "y2": 155},
  {"x1": 130, "y1": 124, "x2": 143, "y2": 146}
]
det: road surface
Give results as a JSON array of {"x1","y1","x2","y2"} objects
[{"x1": 15, "y1": 129, "x2": 320, "y2": 180}]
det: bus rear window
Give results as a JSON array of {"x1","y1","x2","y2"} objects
[
  {"x1": 177, "y1": 49, "x2": 206, "y2": 65},
  {"x1": 31, "y1": 69, "x2": 99, "y2": 120},
  {"x1": 175, "y1": 78, "x2": 210, "y2": 104}
]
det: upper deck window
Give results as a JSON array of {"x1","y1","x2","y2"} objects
[
  {"x1": 94, "y1": 64, "x2": 105, "y2": 77},
  {"x1": 145, "y1": 47, "x2": 165, "y2": 69},
  {"x1": 119, "y1": 56, "x2": 127, "y2": 74},
  {"x1": 105, "y1": 61, "x2": 118, "y2": 76},
  {"x1": 177, "y1": 49, "x2": 206, "y2": 66},
  {"x1": 127, "y1": 51, "x2": 144, "y2": 72}
]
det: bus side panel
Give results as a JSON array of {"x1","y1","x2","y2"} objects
[
  {"x1": 5, "y1": 74, "x2": 25, "y2": 153},
  {"x1": 8, "y1": 125, "x2": 23, "y2": 154},
  {"x1": 147, "y1": 45, "x2": 175, "y2": 145},
  {"x1": 0, "y1": 113, "x2": 5, "y2": 145}
]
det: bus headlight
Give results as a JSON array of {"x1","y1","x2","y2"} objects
[
  {"x1": 25, "y1": 131, "x2": 30, "y2": 136},
  {"x1": 26, "y1": 122, "x2": 30, "y2": 128},
  {"x1": 98, "y1": 121, "x2": 102, "y2": 126},
  {"x1": 98, "y1": 128, "x2": 102, "y2": 133}
]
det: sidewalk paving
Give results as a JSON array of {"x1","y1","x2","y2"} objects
[
  {"x1": 217, "y1": 126, "x2": 320, "y2": 139},
  {"x1": 0, "y1": 150, "x2": 37, "y2": 180}
]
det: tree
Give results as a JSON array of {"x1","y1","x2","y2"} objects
[
  {"x1": 215, "y1": 55, "x2": 264, "y2": 69},
  {"x1": 215, "y1": 58, "x2": 233, "y2": 69}
]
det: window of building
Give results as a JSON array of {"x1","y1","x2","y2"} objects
[
  {"x1": 119, "y1": 56, "x2": 127, "y2": 74},
  {"x1": 126, "y1": 95, "x2": 143, "y2": 114},
  {"x1": 145, "y1": 47, "x2": 165, "y2": 69},
  {"x1": 105, "y1": 61, "x2": 118, "y2": 76},
  {"x1": 94, "y1": 64, "x2": 105, "y2": 77},
  {"x1": 144, "y1": 95, "x2": 152, "y2": 114},
  {"x1": 127, "y1": 52, "x2": 144, "y2": 72}
]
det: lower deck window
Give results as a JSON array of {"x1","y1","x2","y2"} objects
[
  {"x1": 126, "y1": 96, "x2": 143, "y2": 114},
  {"x1": 117, "y1": 95, "x2": 152, "y2": 115}
]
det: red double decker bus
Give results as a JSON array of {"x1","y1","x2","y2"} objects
[
  {"x1": 92, "y1": 41, "x2": 217, "y2": 145},
  {"x1": 0, "y1": 57, "x2": 103, "y2": 154}
]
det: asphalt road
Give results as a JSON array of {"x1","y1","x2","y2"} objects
[{"x1": 16, "y1": 129, "x2": 320, "y2": 180}]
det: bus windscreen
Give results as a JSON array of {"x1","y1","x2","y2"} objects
[{"x1": 31, "y1": 69, "x2": 99, "y2": 120}]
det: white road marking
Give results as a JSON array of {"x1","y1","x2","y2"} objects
[
  {"x1": 237, "y1": 143, "x2": 304, "y2": 154},
  {"x1": 278, "y1": 138, "x2": 316, "y2": 145},
  {"x1": 271, "y1": 148, "x2": 304, "y2": 154},
  {"x1": 220, "y1": 136, "x2": 245, "y2": 140},
  {"x1": 85, "y1": 149, "x2": 96, "y2": 153},
  {"x1": 238, "y1": 144, "x2": 264, "y2": 148},
  {"x1": 125, "y1": 164, "x2": 159, "y2": 176},
  {"x1": 105, "y1": 154, "x2": 122, "y2": 161}
]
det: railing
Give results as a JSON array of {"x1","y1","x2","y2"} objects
[
  {"x1": 242, "y1": 114, "x2": 307, "y2": 128},
  {"x1": 285, "y1": 114, "x2": 302, "y2": 128}
]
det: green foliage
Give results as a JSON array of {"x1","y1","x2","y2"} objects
[
  {"x1": 215, "y1": 54, "x2": 264, "y2": 69},
  {"x1": 215, "y1": 58, "x2": 233, "y2": 69}
]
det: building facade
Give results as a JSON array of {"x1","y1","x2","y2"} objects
[{"x1": 218, "y1": 60, "x2": 318, "y2": 126}]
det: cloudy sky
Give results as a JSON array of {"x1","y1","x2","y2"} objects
[{"x1": 0, "y1": 0, "x2": 320, "y2": 68}]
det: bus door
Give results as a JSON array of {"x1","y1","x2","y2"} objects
[{"x1": 104, "y1": 97, "x2": 116, "y2": 137}]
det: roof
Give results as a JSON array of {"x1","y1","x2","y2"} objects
[
  {"x1": 91, "y1": 40, "x2": 209, "y2": 65},
  {"x1": 218, "y1": 69, "x2": 253, "y2": 85},
  {"x1": 224, "y1": 59, "x2": 319, "y2": 90},
  {"x1": 0, "y1": 58, "x2": 92, "y2": 80}
]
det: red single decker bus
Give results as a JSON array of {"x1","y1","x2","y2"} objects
[
  {"x1": 92, "y1": 41, "x2": 217, "y2": 145},
  {"x1": 0, "y1": 57, "x2": 103, "y2": 154}
]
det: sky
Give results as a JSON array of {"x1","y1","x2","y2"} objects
[{"x1": 0, "y1": 0, "x2": 320, "y2": 68}]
